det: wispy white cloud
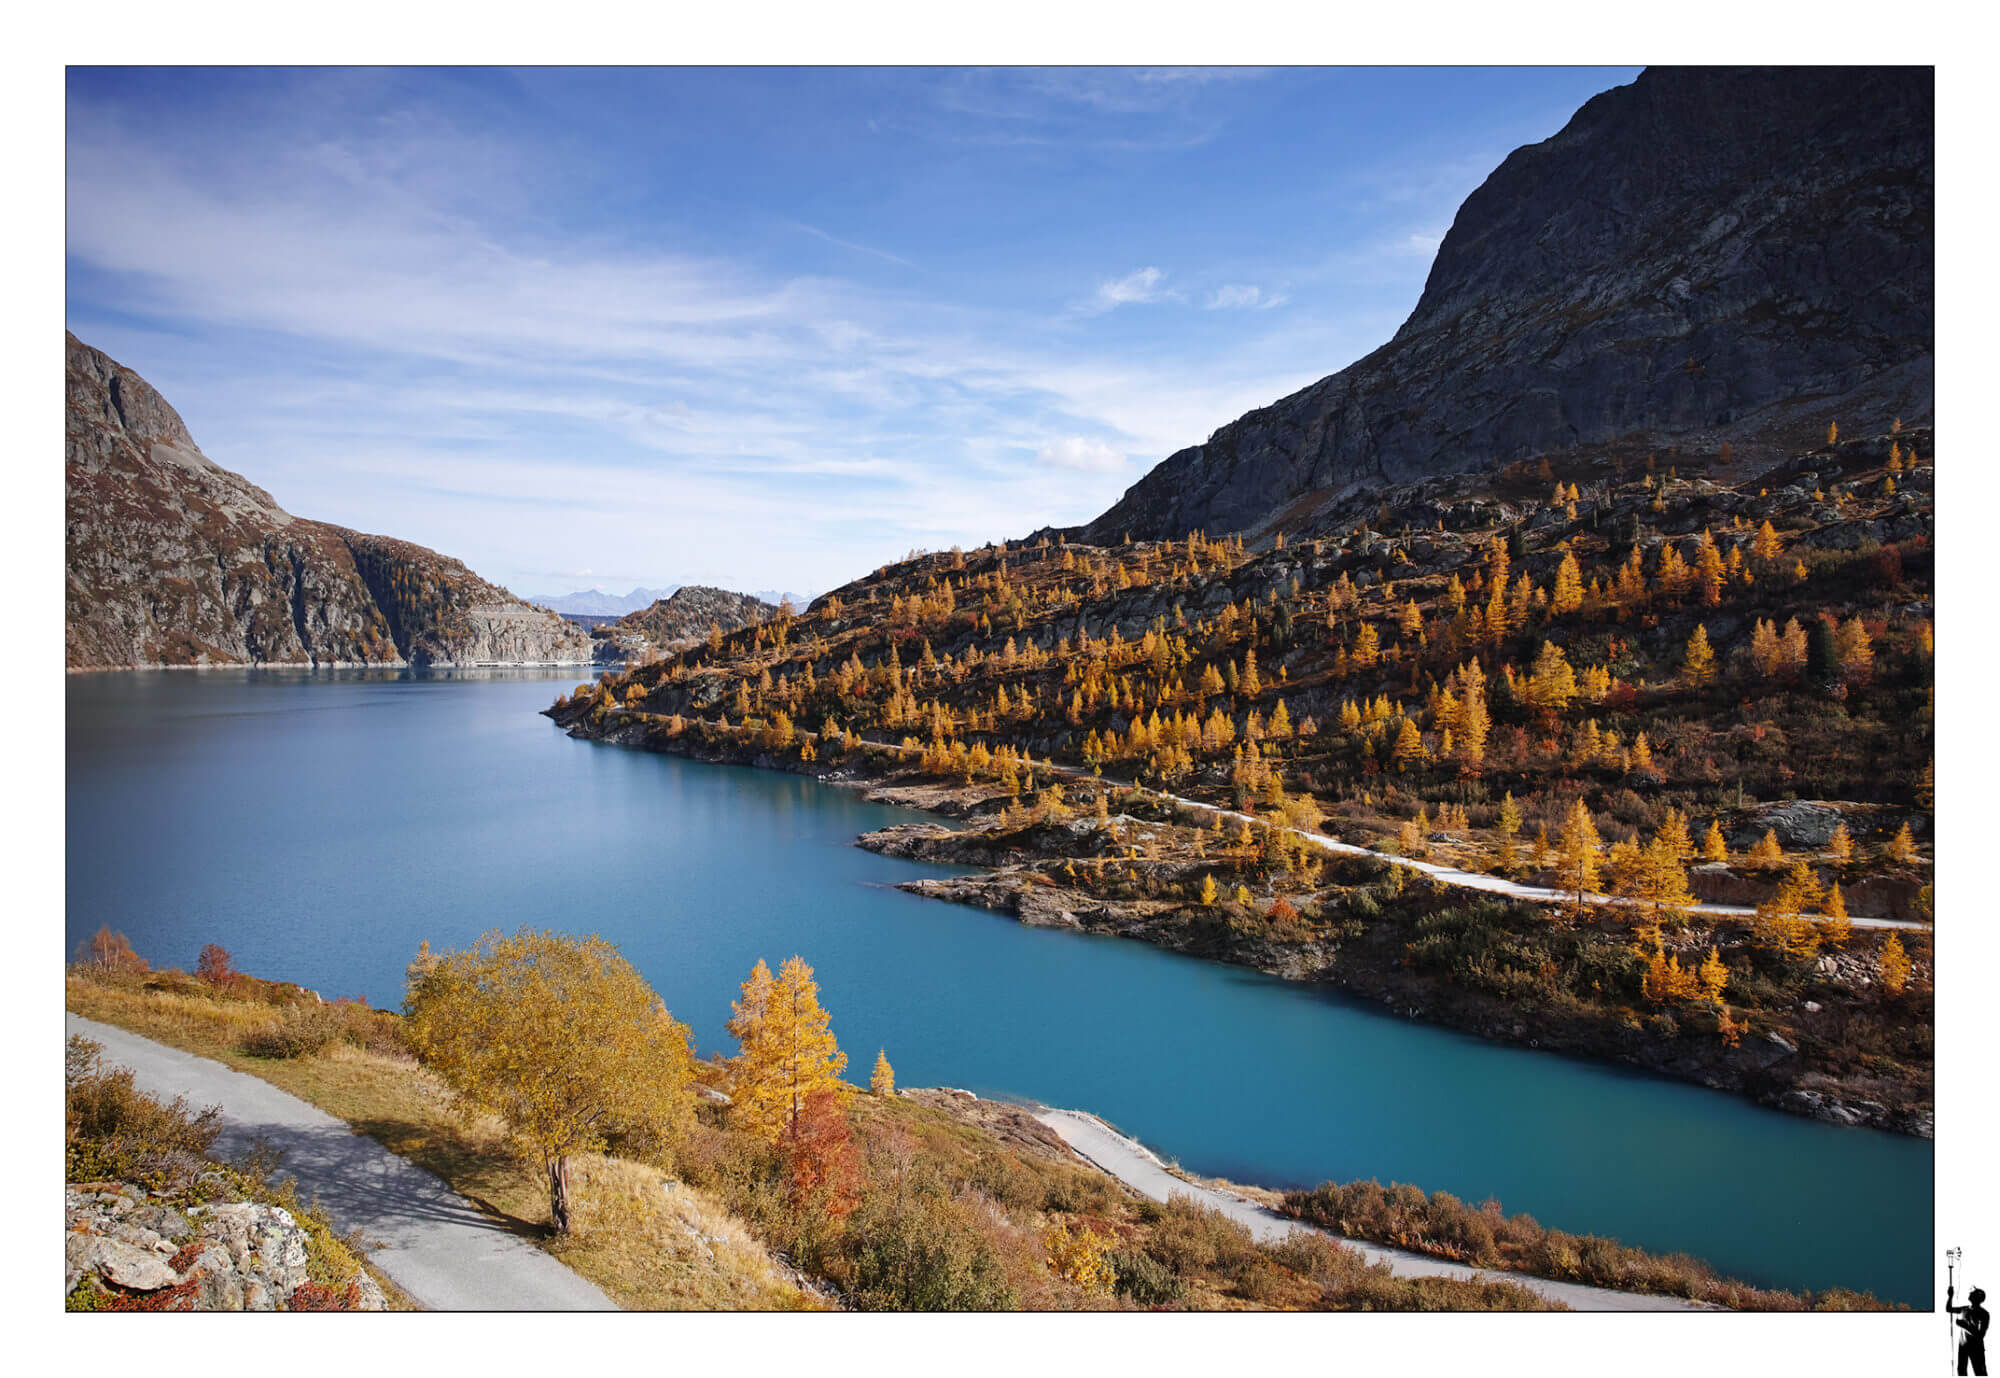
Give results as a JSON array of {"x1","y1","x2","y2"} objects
[
  {"x1": 1076, "y1": 266, "x2": 1174, "y2": 316},
  {"x1": 64, "y1": 92, "x2": 1366, "y2": 595},
  {"x1": 1206, "y1": 284, "x2": 1289, "y2": 311},
  {"x1": 787, "y1": 220, "x2": 921, "y2": 270}
]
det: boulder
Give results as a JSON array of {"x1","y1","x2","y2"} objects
[{"x1": 67, "y1": 1234, "x2": 178, "y2": 1292}]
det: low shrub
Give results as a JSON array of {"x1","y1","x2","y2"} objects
[
  {"x1": 1280, "y1": 1177, "x2": 1884, "y2": 1309},
  {"x1": 66, "y1": 1035, "x2": 221, "y2": 1184},
  {"x1": 1144, "y1": 1193, "x2": 1260, "y2": 1281},
  {"x1": 1111, "y1": 1248, "x2": 1186, "y2": 1305},
  {"x1": 844, "y1": 1183, "x2": 1016, "y2": 1311},
  {"x1": 242, "y1": 1004, "x2": 350, "y2": 1059}
]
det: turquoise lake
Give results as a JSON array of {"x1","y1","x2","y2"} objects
[{"x1": 65, "y1": 668, "x2": 1933, "y2": 1304}]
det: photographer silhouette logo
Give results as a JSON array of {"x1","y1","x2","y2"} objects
[{"x1": 1950, "y1": 1249, "x2": 1990, "y2": 1376}]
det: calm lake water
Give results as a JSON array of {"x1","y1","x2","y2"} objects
[{"x1": 65, "y1": 669, "x2": 1933, "y2": 1303}]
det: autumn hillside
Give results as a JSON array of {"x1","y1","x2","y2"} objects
[{"x1": 551, "y1": 425, "x2": 1935, "y2": 1131}]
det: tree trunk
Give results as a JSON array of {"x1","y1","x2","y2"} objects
[{"x1": 548, "y1": 1155, "x2": 573, "y2": 1235}]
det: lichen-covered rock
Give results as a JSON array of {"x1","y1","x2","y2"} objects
[
  {"x1": 66, "y1": 333, "x2": 596, "y2": 671},
  {"x1": 65, "y1": 1181, "x2": 385, "y2": 1310},
  {"x1": 67, "y1": 1234, "x2": 178, "y2": 1292},
  {"x1": 1078, "y1": 67, "x2": 1932, "y2": 545}
]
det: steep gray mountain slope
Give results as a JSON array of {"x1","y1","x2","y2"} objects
[
  {"x1": 66, "y1": 332, "x2": 595, "y2": 670},
  {"x1": 1080, "y1": 66, "x2": 1932, "y2": 544}
]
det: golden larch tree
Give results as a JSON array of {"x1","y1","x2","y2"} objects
[
  {"x1": 1702, "y1": 820, "x2": 1728, "y2": 862},
  {"x1": 1557, "y1": 799, "x2": 1603, "y2": 912},
  {"x1": 1526, "y1": 640, "x2": 1578, "y2": 719},
  {"x1": 1697, "y1": 947, "x2": 1729, "y2": 1004},
  {"x1": 871, "y1": 1048, "x2": 895, "y2": 1097},
  {"x1": 1834, "y1": 617, "x2": 1874, "y2": 681},
  {"x1": 729, "y1": 955, "x2": 849, "y2": 1142},
  {"x1": 1551, "y1": 551, "x2": 1584, "y2": 615},
  {"x1": 1681, "y1": 624, "x2": 1717, "y2": 689},
  {"x1": 1885, "y1": 822, "x2": 1917, "y2": 864},
  {"x1": 1879, "y1": 934, "x2": 1911, "y2": 996}
]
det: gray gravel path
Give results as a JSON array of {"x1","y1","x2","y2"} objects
[
  {"x1": 1036, "y1": 1107, "x2": 1712, "y2": 1312},
  {"x1": 67, "y1": 1014, "x2": 616, "y2": 1311}
]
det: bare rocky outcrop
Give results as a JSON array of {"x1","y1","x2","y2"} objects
[
  {"x1": 66, "y1": 1180, "x2": 387, "y2": 1311},
  {"x1": 65, "y1": 333, "x2": 596, "y2": 671},
  {"x1": 1078, "y1": 67, "x2": 1932, "y2": 545},
  {"x1": 592, "y1": 585, "x2": 781, "y2": 661}
]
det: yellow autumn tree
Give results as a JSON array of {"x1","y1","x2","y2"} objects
[
  {"x1": 1353, "y1": 622, "x2": 1381, "y2": 669},
  {"x1": 1697, "y1": 947, "x2": 1729, "y2": 1004},
  {"x1": 1556, "y1": 798, "x2": 1603, "y2": 912},
  {"x1": 1821, "y1": 884, "x2": 1852, "y2": 949},
  {"x1": 1526, "y1": 640, "x2": 1579, "y2": 719},
  {"x1": 871, "y1": 1048, "x2": 895, "y2": 1097},
  {"x1": 1551, "y1": 550, "x2": 1583, "y2": 615},
  {"x1": 1879, "y1": 934, "x2": 1911, "y2": 996},
  {"x1": 1753, "y1": 861, "x2": 1826, "y2": 963},
  {"x1": 1681, "y1": 624, "x2": 1717, "y2": 689},
  {"x1": 405, "y1": 928, "x2": 694, "y2": 1234},
  {"x1": 1626, "y1": 833, "x2": 1694, "y2": 921},
  {"x1": 1453, "y1": 661, "x2": 1490, "y2": 774},
  {"x1": 1885, "y1": 822, "x2": 1917, "y2": 864},
  {"x1": 1391, "y1": 717, "x2": 1427, "y2": 770},
  {"x1": 1702, "y1": 820, "x2": 1728, "y2": 862},
  {"x1": 729, "y1": 955, "x2": 849, "y2": 1142},
  {"x1": 1199, "y1": 873, "x2": 1219, "y2": 905}
]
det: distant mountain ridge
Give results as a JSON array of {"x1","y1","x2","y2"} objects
[
  {"x1": 749, "y1": 591, "x2": 811, "y2": 612},
  {"x1": 529, "y1": 588, "x2": 809, "y2": 618},
  {"x1": 1077, "y1": 66, "x2": 1932, "y2": 546},
  {"x1": 609, "y1": 586, "x2": 779, "y2": 648},
  {"x1": 65, "y1": 333, "x2": 595, "y2": 671},
  {"x1": 526, "y1": 587, "x2": 680, "y2": 616}
]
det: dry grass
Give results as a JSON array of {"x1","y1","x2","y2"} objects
[
  {"x1": 552, "y1": 1155, "x2": 824, "y2": 1310},
  {"x1": 66, "y1": 973, "x2": 817, "y2": 1311}
]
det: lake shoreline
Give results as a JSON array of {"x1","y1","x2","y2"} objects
[
  {"x1": 67, "y1": 658, "x2": 600, "y2": 674},
  {"x1": 553, "y1": 703, "x2": 1931, "y2": 1141}
]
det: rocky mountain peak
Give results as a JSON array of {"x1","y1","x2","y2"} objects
[{"x1": 1078, "y1": 66, "x2": 1932, "y2": 546}]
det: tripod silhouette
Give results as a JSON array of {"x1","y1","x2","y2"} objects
[{"x1": 1949, "y1": 1286, "x2": 1990, "y2": 1376}]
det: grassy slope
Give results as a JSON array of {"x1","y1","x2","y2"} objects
[
  {"x1": 65, "y1": 971, "x2": 1566, "y2": 1310},
  {"x1": 65, "y1": 974, "x2": 819, "y2": 1311}
]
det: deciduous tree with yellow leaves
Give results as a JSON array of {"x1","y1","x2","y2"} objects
[
  {"x1": 1556, "y1": 798, "x2": 1602, "y2": 913},
  {"x1": 728, "y1": 955, "x2": 849, "y2": 1142},
  {"x1": 404, "y1": 928, "x2": 694, "y2": 1234}
]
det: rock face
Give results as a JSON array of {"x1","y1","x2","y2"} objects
[
  {"x1": 1080, "y1": 66, "x2": 1932, "y2": 544},
  {"x1": 66, "y1": 333, "x2": 596, "y2": 670},
  {"x1": 65, "y1": 1181, "x2": 387, "y2": 1311}
]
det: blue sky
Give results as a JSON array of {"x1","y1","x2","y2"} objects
[{"x1": 66, "y1": 66, "x2": 1640, "y2": 598}]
